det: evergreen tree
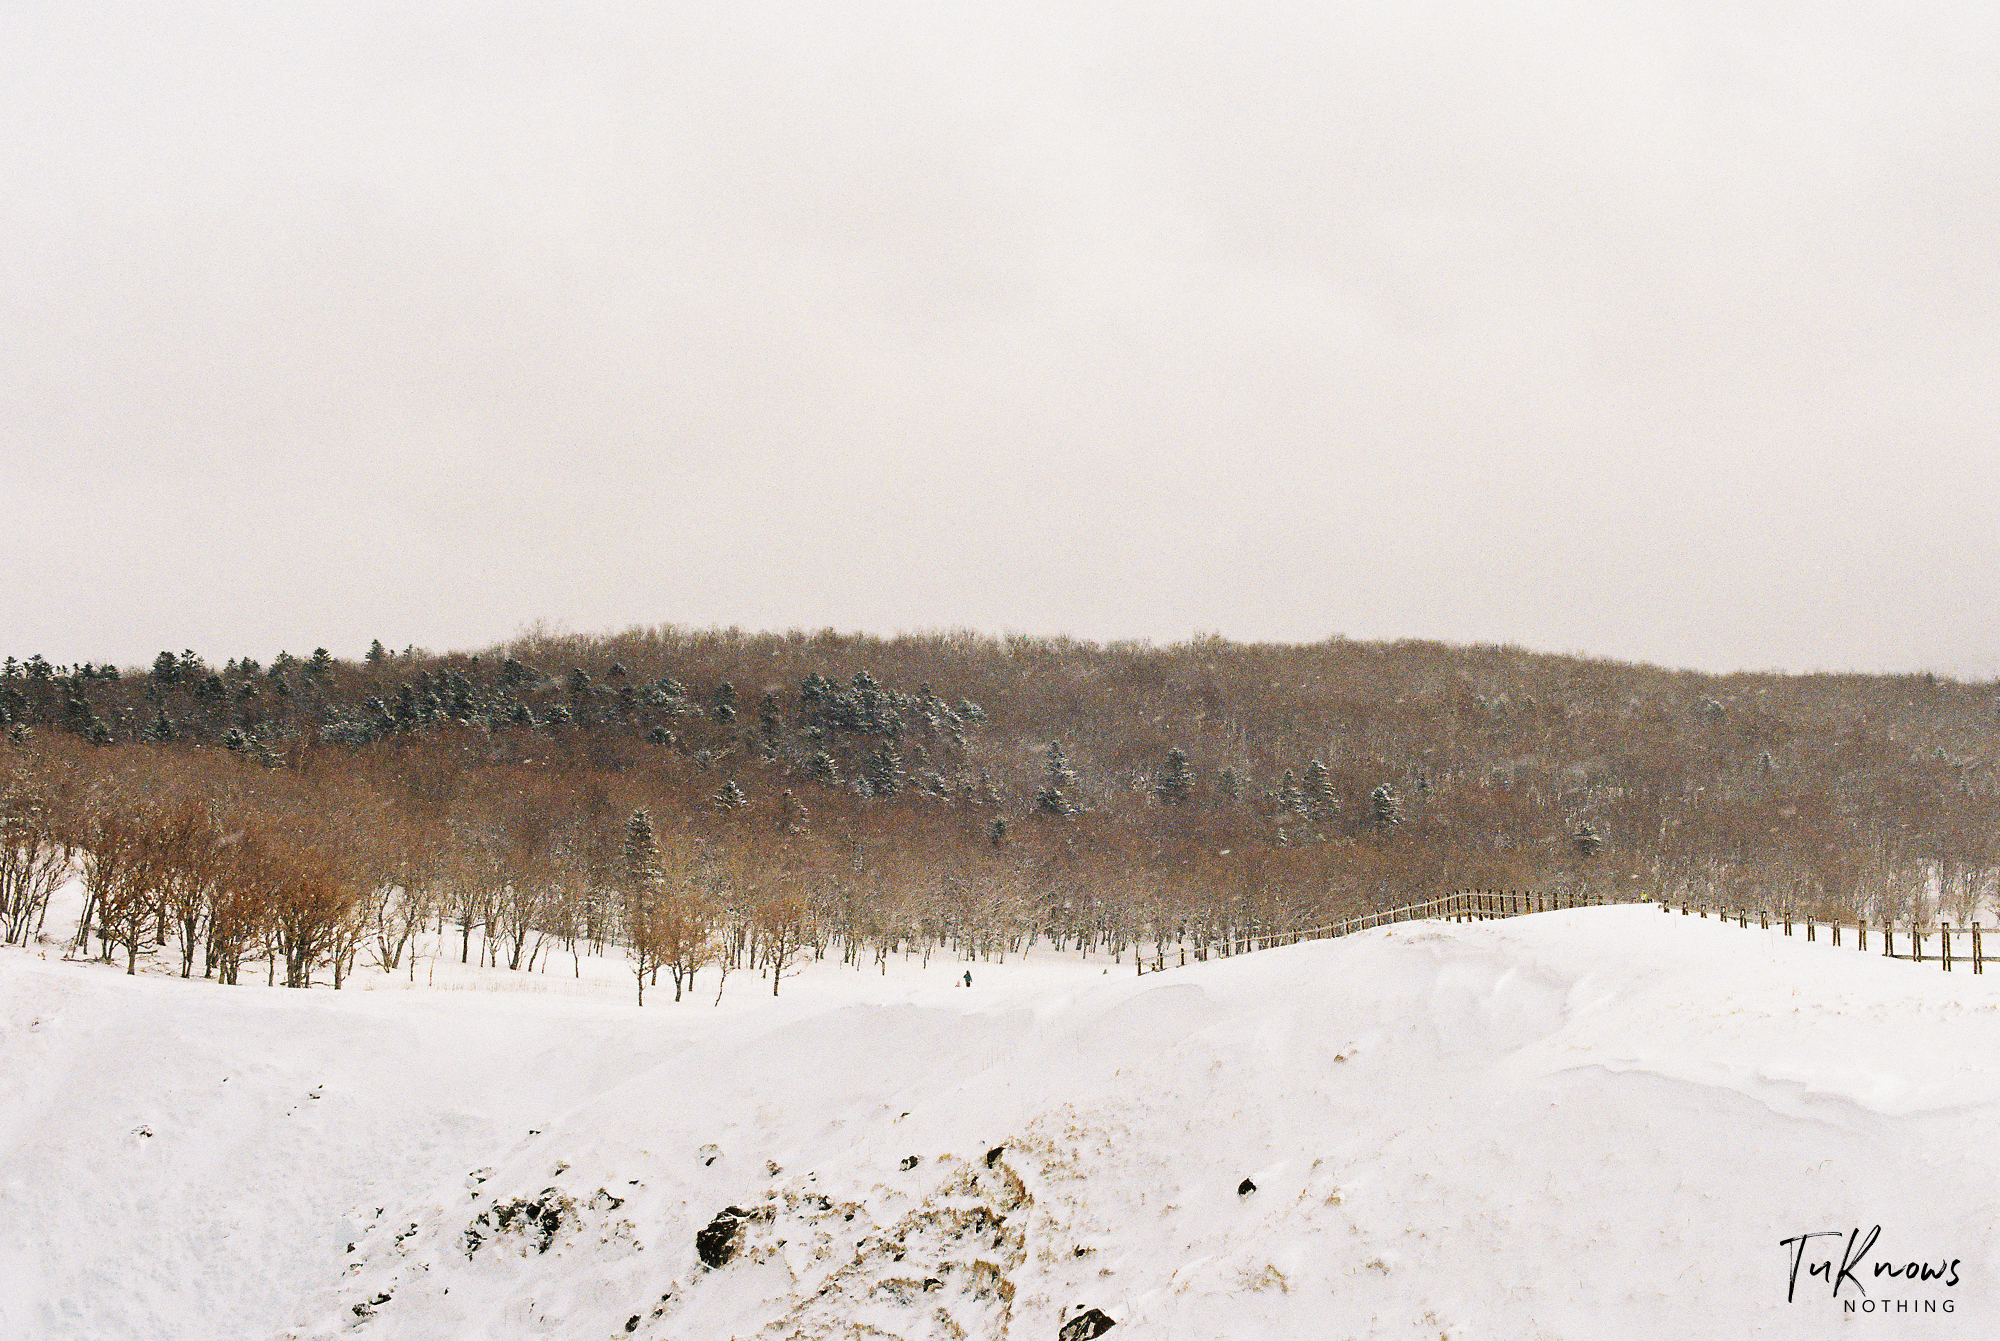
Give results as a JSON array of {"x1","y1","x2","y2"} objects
[
  {"x1": 977, "y1": 769, "x2": 1001, "y2": 806},
  {"x1": 1279, "y1": 770, "x2": 1306, "y2": 819},
  {"x1": 622, "y1": 810, "x2": 665, "y2": 1005},
  {"x1": 1036, "y1": 783, "x2": 1074, "y2": 816},
  {"x1": 780, "y1": 789, "x2": 809, "y2": 833},
  {"x1": 713, "y1": 779, "x2": 748, "y2": 809},
  {"x1": 1155, "y1": 748, "x2": 1194, "y2": 804},
  {"x1": 1216, "y1": 766, "x2": 1242, "y2": 801},
  {"x1": 623, "y1": 810, "x2": 662, "y2": 889},
  {"x1": 1370, "y1": 784, "x2": 1402, "y2": 831},
  {"x1": 148, "y1": 708, "x2": 176, "y2": 743},
  {"x1": 366, "y1": 639, "x2": 387, "y2": 667},
  {"x1": 1572, "y1": 821, "x2": 1604, "y2": 859},
  {"x1": 1303, "y1": 760, "x2": 1338, "y2": 828},
  {"x1": 1046, "y1": 742, "x2": 1077, "y2": 789},
  {"x1": 988, "y1": 816, "x2": 1009, "y2": 846},
  {"x1": 151, "y1": 651, "x2": 180, "y2": 685},
  {"x1": 758, "y1": 691, "x2": 783, "y2": 748},
  {"x1": 308, "y1": 648, "x2": 334, "y2": 680},
  {"x1": 712, "y1": 681, "x2": 738, "y2": 723},
  {"x1": 864, "y1": 743, "x2": 903, "y2": 797}
]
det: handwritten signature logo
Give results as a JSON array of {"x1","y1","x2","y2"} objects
[{"x1": 1782, "y1": 1226, "x2": 1961, "y2": 1303}]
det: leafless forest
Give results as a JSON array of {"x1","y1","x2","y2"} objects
[{"x1": 2, "y1": 629, "x2": 1994, "y2": 998}]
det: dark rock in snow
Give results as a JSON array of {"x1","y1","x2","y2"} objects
[
  {"x1": 696, "y1": 1208, "x2": 747, "y2": 1268},
  {"x1": 483, "y1": 1188, "x2": 573, "y2": 1254},
  {"x1": 899, "y1": 1155, "x2": 921, "y2": 1171},
  {"x1": 624, "y1": 1315, "x2": 640, "y2": 1332},
  {"x1": 985, "y1": 1145, "x2": 1005, "y2": 1167},
  {"x1": 1059, "y1": 1306, "x2": 1117, "y2": 1340},
  {"x1": 1237, "y1": 1178, "x2": 1257, "y2": 1196}
]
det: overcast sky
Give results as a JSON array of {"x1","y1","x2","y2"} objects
[{"x1": 5, "y1": 1, "x2": 1997, "y2": 677}]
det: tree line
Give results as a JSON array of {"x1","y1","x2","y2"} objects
[{"x1": 4, "y1": 627, "x2": 1997, "y2": 998}]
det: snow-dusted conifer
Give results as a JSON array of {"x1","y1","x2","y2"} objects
[{"x1": 1156, "y1": 748, "x2": 1194, "y2": 804}]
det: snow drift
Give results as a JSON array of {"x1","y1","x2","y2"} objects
[{"x1": 4, "y1": 905, "x2": 1997, "y2": 1339}]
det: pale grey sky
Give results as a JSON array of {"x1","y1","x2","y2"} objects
[{"x1": 5, "y1": 1, "x2": 1997, "y2": 676}]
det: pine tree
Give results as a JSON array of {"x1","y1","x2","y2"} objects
[
  {"x1": 1572, "y1": 822, "x2": 1604, "y2": 859},
  {"x1": 1279, "y1": 770, "x2": 1306, "y2": 819},
  {"x1": 758, "y1": 691, "x2": 783, "y2": 749},
  {"x1": 1156, "y1": 748, "x2": 1194, "y2": 804},
  {"x1": 1303, "y1": 760, "x2": 1338, "y2": 828},
  {"x1": 779, "y1": 789, "x2": 809, "y2": 834},
  {"x1": 151, "y1": 651, "x2": 179, "y2": 685},
  {"x1": 1036, "y1": 784, "x2": 1074, "y2": 816},
  {"x1": 1046, "y1": 742, "x2": 1077, "y2": 789},
  {"x1": 622, "y1": 811, "x2": 664, "y2": 1005},
  {"x1": 1217, "y1": 766, "x2": 1242, "y2": 801},
  {"x1": 713, "y1": 780, "x2": 748, "y2": 810},
  {"x1": 366, "y1": 639, "x2": 387, "y2": 667},
  {"x1": 807, "y1": 751, "x2": 840, "y2": 787},
  {"x1": 1370, "y1": 784, "x2": 1402, "y2": 831},
  {"x1": 988, "y1": 816, "x2": 1009, "y2": 846},
  {"x1": 308, "y1": 648, "x2": 334, "y2": 680},
  {"x1": 864, "y1": 743, "x2": 903, "y2": 797}
]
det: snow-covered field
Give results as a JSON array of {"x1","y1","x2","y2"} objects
[{"x1": 4, "y1": 905, "x2": 1997, "y2": 1340}]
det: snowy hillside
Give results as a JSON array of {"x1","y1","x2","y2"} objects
[{"x1": 4, "y1": 906, "x2": 1996, "y2": 1340}]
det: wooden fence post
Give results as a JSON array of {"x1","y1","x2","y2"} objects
[
  {"x1": 1884, "y1": 924, "x2": 1893, "y2": 959},
  {"x1": 1858, "y1": 918, "x2": 1866, "y2": 952},
  {"x1": 1805, "y1": 918, "x2": 1814, "y2": 941},
  {"x1": 1914, "y1": 924, "x2": 1924, "y2": 965},
  {"x1": 1942, "y1": 923, "x2": 1952, "y2": 972},
  {"x1": 1784, "y1": 913, "x2": 1792, "y2": 936},
  {"x1": 1831, "y1": 920, "x2": 1840, "y2": 946},
  {"x1": 1975, "y1": 924, "x2": 1984, "y2": 975},
  {"x1": 1759, "y1": 910, "x2": 1769, "y2": 930}
]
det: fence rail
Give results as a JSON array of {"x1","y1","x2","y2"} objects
[
  {"x1": 1137, "y1": 888, "x2": 1615, "y2": 974},
  {"x1": 1662, "y1": 898, "x2": 1986, "y2": 973},
  {"x1": 1137, "y1": 889, "x2": 1991, "y2": 977}
]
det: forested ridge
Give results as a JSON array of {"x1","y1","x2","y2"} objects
[{"x1": 2, "y1": 627, "x2": 1995, "y2": 995}]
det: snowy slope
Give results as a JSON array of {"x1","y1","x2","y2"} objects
[{"x1": 4, "y1": 907, "x2": 1997, "y2": 1340}]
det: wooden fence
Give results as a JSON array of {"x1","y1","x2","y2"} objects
[
  {"x1": 1135, "y1": 887, "x2": 1990, "y2": 977},
  {"x1": 1660, "y1": 897, "x2": 1986, "y2": 973},
  {"x1": 1136, "y1": 888, "x2": 1615, "y2": 974}
]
